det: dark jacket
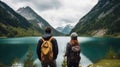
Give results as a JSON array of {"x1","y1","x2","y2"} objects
[
  {"x1": 65, "y1": 43, "x2": 80, "y2": 63},
  {"x1": 65, "y1": 43, "x2": 71, "y2": 57},
  {"x1": 37, "y1": 33, "x2": 58, "y2": 61}
]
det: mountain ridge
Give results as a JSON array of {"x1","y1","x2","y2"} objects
[
  {"x1": 71, "y1": 0, "x2": 120, "y2": 37},
  {"x1": 56, "y1": 24, "x2": 73, "y2": 34},
  {"x1": 17, "y1": 6, "x2": 62, "y2": 36},
  {"x1": 0, "y1": 1, "x2": 41, "y2": 37}
]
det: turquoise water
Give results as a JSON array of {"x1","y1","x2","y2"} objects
[{"x1": 0, "y1": 37, "x2": 120, "y2": 67}]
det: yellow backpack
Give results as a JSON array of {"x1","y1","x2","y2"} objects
[{"x1": 41, "y1": 37, "x2": 53, "y2": 62}]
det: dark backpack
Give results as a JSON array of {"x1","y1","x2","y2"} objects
[{"x1": 69, "y1": 43, "x2": 81, "y2": 63}]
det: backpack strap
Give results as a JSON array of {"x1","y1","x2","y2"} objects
[
  {"x1": 48, "y1": 37, "x2": 53, "y2": 42},
  {"x1": 41, "y1": 38, "x2": 45, "y2": 42}
]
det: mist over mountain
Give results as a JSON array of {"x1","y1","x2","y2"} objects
[
  {"x1": 17, "y1": 6, "x2": 62, "y2": 36},
  {"x1": 56, "y1": 27, "x2": 64, "y2": 33},
  {"x1": 71, "y1": 0, "x2": 120, "y2": 37}
]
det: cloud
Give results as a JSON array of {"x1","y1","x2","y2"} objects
[
  {"x1": 2, "y1": 0, "x2": 61, "y2": 11},
  {"x1": 39, "y1": 0, "x2": 98, "y2": 28},
  {"x1": 1, "y1": 0, "x2": 98, "y2": 28},
  {"x1": 31, "y1": 0, "x2": 61, "y2": 11}
]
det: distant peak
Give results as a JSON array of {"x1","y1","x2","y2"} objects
[
  {"x1": 25, "y1": 6, "x2": 32, "y2": 10},
  {"x1": 17, "y1": 6, "x2": 32, "y2": 11},
  {"x1": 17, "y1": 7, "x2": 24, "y2": 11}
]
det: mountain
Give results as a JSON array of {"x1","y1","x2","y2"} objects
[
  {"x1": 17, "y1": 6, "x2": 62, "y2": 36},
  {"x1": 0, "y1": 1, "x2": 41, "y2": 37},
  {"x1": 62, "y1": 24, "x2": 73, "y2": 34},
  {"x1": 56, "y1": 27, "x2": 64, "y2": 33},
  {"x1": 71, "y1": 0, "x2": 120, "y2": 37},
  {"x1": 56, "y1": 24, "x2": 73, "y2": 34}
]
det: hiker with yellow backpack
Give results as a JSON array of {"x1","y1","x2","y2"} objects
[{"x1": 37, "y1": 26, "x2": 58, "y2": 67}]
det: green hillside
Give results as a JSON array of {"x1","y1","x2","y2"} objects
[
  {"x1": 0, "y1": 1, "x2": 41, "y2": 37},
  {"x1": 71, "y1": 0, "x2": 120, "y2": 37}
]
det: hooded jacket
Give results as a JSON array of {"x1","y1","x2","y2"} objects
[{"x1": 37, "y1": 33, "x2": 58, "y2": 61}]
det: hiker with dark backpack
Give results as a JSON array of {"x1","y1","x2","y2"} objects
[
  {"x1": 37, "y1": 26, "x2": 58, "y2": 67},
  {"x1": 64, "y1": 32, "x2": 81, "y2": 67}
]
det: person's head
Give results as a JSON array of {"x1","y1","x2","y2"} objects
[
  {"x1": 45, "y1": 26, "x2": 52, "y2": 34},
  {"x1": 71, "y1": 32, "x2": 78, "y2": 40},
  {"x1": 70, "y1": 32, "x2": 78, "y2": 45}
]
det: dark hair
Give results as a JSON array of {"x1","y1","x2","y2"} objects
[{"x1": 45, "y1": 26, "x2": 51, "y2": 34}]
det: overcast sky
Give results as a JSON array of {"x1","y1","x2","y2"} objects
[{"x1": 2, "y1": 0, "x2": 98, "y2": 28}]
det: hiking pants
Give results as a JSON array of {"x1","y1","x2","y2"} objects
[{"x1": 41, "y1": 60, "x2": 57, "y2": 67}]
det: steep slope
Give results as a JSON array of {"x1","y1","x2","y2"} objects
[
  {"x1": 0, "y1": 1, "x2": 41, "y2": 37},
  {"x1": 72, "y1": 0, "x2": 120, "y2": 37},
  {"x1": 17, "y1": 6, "x2": 62, "y2": 36}
]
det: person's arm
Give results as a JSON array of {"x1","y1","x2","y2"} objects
[
  {"x1": 52, "y1": 38, "x2": 58, "y2": 60},
  {"x1": 65, "y1": 43, "x2": 70, "y2": 57},
  {"x1": 37, "y1": 39, "x2": 43, "y2": 61}
]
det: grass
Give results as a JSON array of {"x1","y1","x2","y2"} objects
[{"x1": 88, "y1": 59, "x2": 120, "y2": 67}]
